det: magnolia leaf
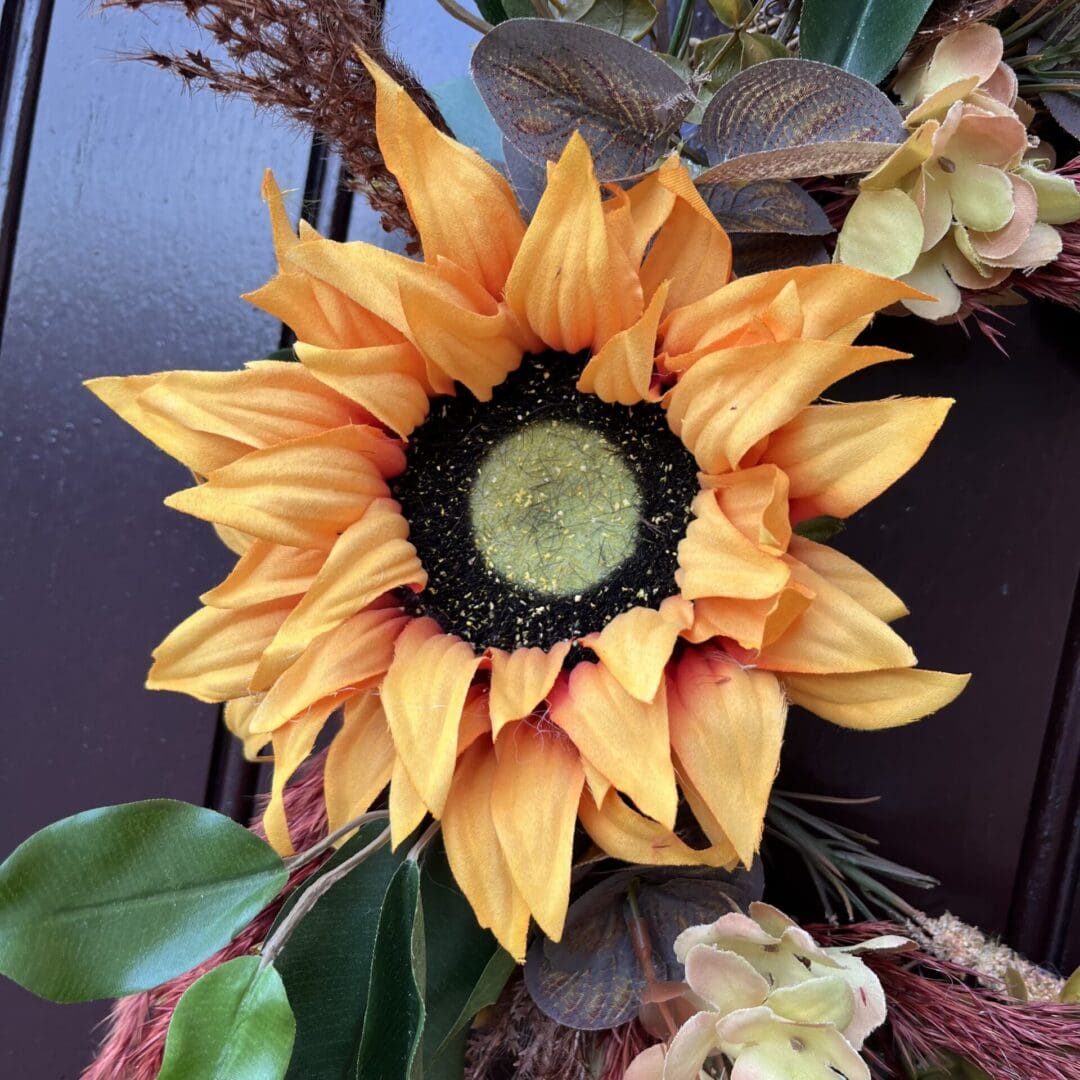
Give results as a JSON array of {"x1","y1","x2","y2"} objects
[
  {"x1": 157, "y1": 956, "x2": 295, "y2": 1080},
  {"x1": 353, "y1": 859, "x2": 426, "y2": 1079},
  {"x1": 0, "y1": 800, "x2": 287, "y2": 1003},
  {"x1": 471, "y1": 19, "x2": 694, "y2": 179},
  {"x1": 474, "y1": 0, "x2": 508, "y2": 22},
  {"x1": 706, "y1": 180, "x2": 833, "y2": 235},
  {"x1": 525, "y1": 865, "x2": 761, "y2": 1030},
  {"x1": 800, "y1": 0, "x2": 935, "y2": 85},
  {"x1": 432, "y1": 948, "x2": 517, "y2": 1059},
  {"x1": 569, "y1": 0, "x2": 657, "y2": 41},
  {"x1": 698, "y1": 59, "x2": 904, "y2": 183},
  {"x1": 730, "y1": 234, "x2": 830, "y2": 277}
]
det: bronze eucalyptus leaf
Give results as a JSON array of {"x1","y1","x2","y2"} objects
[
  {"x1": 699, "y1": 59, "x2": 905, "y2": 182},
  {"x1": 706, "y1": 179, "x2": 834, "y2": 235},
  {"x1": 471, "y1": 19, "x2": 694, "y2": 180}
]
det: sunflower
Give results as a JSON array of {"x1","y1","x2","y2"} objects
[{"x1": 87, "y1": 56, "x2": 967, "y2": 961}]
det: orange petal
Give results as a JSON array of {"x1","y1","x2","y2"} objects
[
  {"x1": 250, "y1": 606, "x2": 409, "y2": 731},
  {"x1": 164, "y1": 426, "x2": 395, "y2": 550},
  {"x1": 763, "y1": 397, "x2": 953, "y2": 522},
  {"x1": 674, "y1": 760, "x2": 740, "y2": 862},
  {"x1": 688, "y1": 582, "x2": 814, "y2": 651},
  {"x1": 294, "y1": 341, "x2": 431, "y2": 437},
  {"x1": 668, "y1": 652, "x2": 786, "y2": 866},
  {"x1": 505, "y1": 133, "x2": 643, "y2": 353},
  {"x1": 641, "y1": 163, "x2": 732, "y2": 313},
  {"x1": 382, "y1": 618, "x2": 482, "y2": 816},
  {"x1": 676, "y1": 491, "x2": 791, "y2": 602},
  {"x1": 147, "y1": 598, "x2": 294, "y2": 703},
  {"x1": 788, "y1": 536, "x2": 907, "y2": 623},
  {"x1": 665, "y1": 340, "x2": 906, "y2": 473},
  {"x1": 578, "y1": 788, "x2": 735, "y2": 868},
  {"x1": 201, "y1": 541, "x2": 326, "y2": 609},
  {"x1": 577, "y1": 280, "x2": 668, "y2": 405},
  {"x1": 703, "y1": 464, "x2": 792, "y2": 554},
  {"x1": 253, "y1": 498, "x2": 426, "y2": 687},
  {"x1": 784, "y1": 668, "x2": 970, "y2": 730},
  {"x1": 214, "y1": 523, "x2": 257, "y2": 557},
  {"x1": 617, "y1": 158, "x2": 681, "y2": 266},
  {"x1": 223, "y1": 697, "x2": 270, "y2": 761},
  {"x1": 756, "y1": 557, "x2": 916, "y2": 674},
  {"x1": 488, "y1": 641, "x2": 572, "y2": 739},
  {"x1": 360, "y1": 52, "x2": 525, "y2": 296},
  {"x1": 549, "y1": 660, "x2": 677, "y2": 829},
  {"x1": 389, "y1": 756, "x2": 430, "y2": 849},
  {"x1": 491, "y1": 722, "x2": 584, "y2": 940},
  {"x1": 582, "y1": 596, "x2": 693, "y2": 702},
  {"x1": 264, "y1": 694, "x2": 348, "y2": 855},
  {"x1": 324, "y1": 692, "x2": 396, "y2": 833},
  {"x1": 442, "y1": 740, "x2": 532, "y2": 960}
]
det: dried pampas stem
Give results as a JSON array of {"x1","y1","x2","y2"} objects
[{"x1": 102, "y1": 0, "x2": 449, "y2": 243}]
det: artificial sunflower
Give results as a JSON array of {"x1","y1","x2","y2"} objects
[{"x1": 87, "y1": 56, "x2": 967, "y2": 961}]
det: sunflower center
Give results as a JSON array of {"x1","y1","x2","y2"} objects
[
  {"x1": 469, "y1": 420, "x2": 642, "y2": 595},
  {"x1": 393, "y1": 353, "x2": 699, "y2": 651}
]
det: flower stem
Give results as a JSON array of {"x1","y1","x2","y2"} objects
[
  {"x1": 284, "y1": 809, "x2": 389, "y2": 874},
  {"x1": 669, "y1": 0, "x2": 696, "y2": 59},
  {"x1": 434, "y1": 0, "x2": 494, "y2": 33}
]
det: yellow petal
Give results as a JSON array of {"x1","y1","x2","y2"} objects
[
  {"x1": 763, "y1": 398, "x2": 953, "y2": 521},
  {"x1": 549, "y1": 660, "x2": 677, "y2": 829},
  {"x1": 382, "y1": 618, "x2": 481, "y2": 816},
  {"x1": 756, "y1": 557, "x2": 916, "y2": 674},
  {"x1": 491, "y1": 722, "x2": 584, "y2": 940},
  {"x1": 390, "y1": 756, "x2": 429, "y2": 850},
  {"x1": 674, "y1": 760, "x2": 740, "y2": 862},
  {"x1": 861, "y1": 121, "x2": 940, "y2": 191},
  {"x1": 704, "y1": 464, "x2": 792, "y2": 554},
  {"x1": 676, "y1": 491, "x2": 791, "y2": 602},
  {"x1": 577, "y1": 280, "x2": 668, "y2": 405},
  {"x1": 687, "y1": 582, "x2": 813, "y2": 651},
  {"x1": 582, "y1": 596, "x2": 692, "y2": 702},
  {"x1": 442, "y1": 740, "x2": 532, "y2": 961},
  {"x1": 147, "y1": 599, "x2": 294, "y2": 703},
  {"x1": 214, "y1": 523, "x2": 257, "y2": 557},
  {"x1": 223, "y1": 697, "x2": 270, "y2": 761},
  {"x1": 201, "y1": 541, "x2": 326, "y2": 609},
  {"x1": 784, "y1": 668, "x2": 970, "y2": 730},
  {"x1": 788, "y1": 536, "x2": 907, "y2": 623},
  {"x1": 666, "y1": 340, "x2": 906, "y2": 472},
  {"x1": 578, "y1": 788, "x2": 735, "y2": 868},
  {"x1": 488, "y1": 641, "x2": 572, "y2": 739},
  {"x1": 668, "y1": 652, "x2": 786, "y2": 866},
  {"x1": 617, "y1": 158, "x2": 681, "y2": 265},
  {"x1": 264, "y1": 694, "x2": 348, "y2": 855},
  {"x1": 361, "y1": 53, "x2": 525, "y2": 295},
  {"x1": 505, "y1": 133, "x2": 643, "y2": 353},
  {"x1": 294, "y1": 341, "x2": 431, "y2": 437},
  {"x1": 254, "y1": 498, "x2": 425, "y2": 687},
  {"x1": 164, "y1": 426, "x2": 396, "y2": 550},
  {"x1": 324, "y1": 692, "x2": 396, "y2": 833},
  {"x1": 640, "y1": 162, "x2": 732, "y2": 313}
]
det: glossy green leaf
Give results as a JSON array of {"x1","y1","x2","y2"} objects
[
  {"x1": 354, "y1": 859, "x2": 425, "y2": 1079},
  {"x1": 569, "y1": 0, "x2": 657, "y2": 41},
  {"x1": 157, "y1": 956, "x2": 295, "y2": 1080},
  {"x1": 792, "y1": 515, "x2": 846, "y2": 543},
  {"x1": 0, "y1": 800, "x2": 287, "y2": 1003},
  {"x1": 800, "y1": 0, "x2": 935, "y2": 86},
  {"x1": 474, "y1": 0, "x2": 508, "y2": 22},
  {"x1": 432, "y1": 948, "x2": 517, "y2": 1062}
]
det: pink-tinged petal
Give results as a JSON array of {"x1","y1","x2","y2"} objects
[
  {"x1": 982, "y1": 61, "x2": 1018, "y2": 107},
  {"x1": 981, "y1": 221, "x2": 1063, "y2": 269},
  {"x1": 664, "y1": 1010, "x2": 722, "y2": 1080},
  {"x1": 912, "y1": 165, "x2": 954, "y2": 253},
  {"x1": 923, "y1": 23, "x2": 1003, "y2": 98},
  {"x1": 685, "y1": 945, "x2": 769, "y2": 1015},
  {"x1": 625, "y1": 1045, "x2": 666, "y2": 1080}
]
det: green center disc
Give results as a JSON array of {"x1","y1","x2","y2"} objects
[{"x1": 468, "y1": 419, "x2": 643, "y2": 596}]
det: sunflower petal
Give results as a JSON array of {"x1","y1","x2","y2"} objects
[
  {"x1": 491, "y1": 722, "x2": 584, "y2": 940},
  {"x1": 581, "y1": 596, "x2": 693, "y2": 702},
  {"x1": 223, "y1": 697, "x2": 269, "y2": 761},
  {"x1": 788, "y1": 537, "x2": 907, "y2": 623},
  {"x1": 442, "y1": 740, "x2": 532, "y2": 961},
  {"x1": 324, "y1": 692, "x2": 396, "y2": 833},
  {"x1": 668, "y1": 652, "x2": 786, "y2": 866},
  {"x1": 763, "y1": 397, "x2": 953, "y2": 521},
  {"x1": 147, "y1": 599, "x2": 294, "y2": 703},
  {"x1": 382, "y1": 618, "x2": 482, "y2": 816},
  {"x1": 549, "y1": 660, "x2": 677, "y2": 829},
  {"x1": 488, "y1": 641, "x2": 572, "y2": 739},
  {"x1": 164, "y1": 426, "x2": 396, "y2": 550},
  {"x1": 784, "y1": 668, "x2": 970, "y2": 729},
  {"x1": 390, "y1": 756, "x2": 430, "y2": 849},
  {"x1": 704, "y1": 464, "x2": 792, "y2": 554},
  {"x1": 505, "y1": 133, "x2": 643, "y2": 353},
  {"x1": 687, "y1": 583, "x2": 814, "y2": 650},
  {"x1": 201, "y1": 541, "x2": 326, "y2": 609},
  {"x1": 254, "y1": 498, "x2": 425, "y2": 687}
]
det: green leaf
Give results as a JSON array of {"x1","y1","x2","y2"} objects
[
  {"x1": 274, "y1": 823, "x2": 406, "y2": 1080},
  {"x1": 474, "y1": 0, "x2": 508, "y2": 22},
  {"x1": 0, "y1": 800, "x2": 287, "y2": 1003},
  {"x1": 157, "y1": 956, "x2": 295, "y2": 1080},
  {"x1": 570, "y1": 0, "x2": 657, "y2": 41},
  {"x1": 502, "y1": 0, "x2": 539, "y2": 15},
  {"x1": 354, "y1": 859, "x2": 426, "y2": 1079},
  {"x1": 792, "y1": 515, "x2": 846, "y2": 543},
  {"x1": 432, "y1": 949, "x2": 516, "y2": 1062},
  {"x1": 800, "y1": 0, "x2": 935, "y2": 86}
]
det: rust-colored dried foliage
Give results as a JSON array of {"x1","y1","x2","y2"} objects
[{"x1": 103, "y1": 0, "x2": 448, "y2": 243}]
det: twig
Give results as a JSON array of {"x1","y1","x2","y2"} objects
[
  {"x1": 285, "y1": 809, "x2": 389, "y2": 873},
  {"x1": 435, "y1": 0, "x2": 493, "y2": 32}
]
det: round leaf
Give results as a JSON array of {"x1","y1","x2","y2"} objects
[
  {"x1": 706, "y1": 180, "x2": 833, "y2": 235},
  {"x1": 0, "y1": 800, "x2": 287, "y2": 1002},
  {"x1": 471, "y1": 19, "x2": 694, "y2": 179},
  {"x1": 156, "y1": 956, "x2": 295, "y2": 1080}
]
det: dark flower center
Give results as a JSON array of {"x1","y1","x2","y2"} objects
[{"x1": 393, "y1": 352, "x2": 699, "y2": 651}]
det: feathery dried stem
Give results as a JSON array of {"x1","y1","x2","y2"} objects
[{"x1": 101, "y1": 0, "x2": 450, "y2": 244}]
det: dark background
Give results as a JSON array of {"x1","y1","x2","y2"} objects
[{"x1": 1, "y1": 2, "x2": 1077, "y2": 1075}]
